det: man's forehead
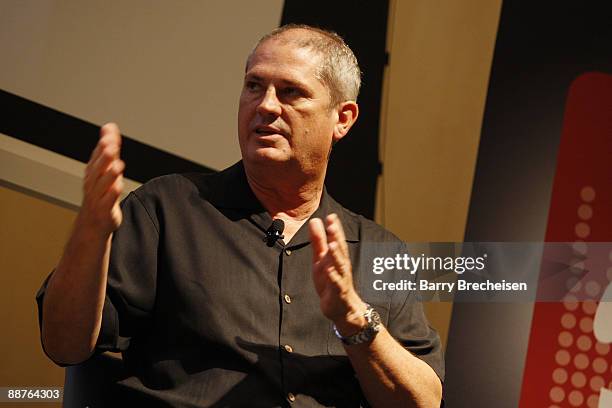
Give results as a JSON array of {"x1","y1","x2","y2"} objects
[{"x1": 246, "y1": 39, "x2": 321, "y2": 76}]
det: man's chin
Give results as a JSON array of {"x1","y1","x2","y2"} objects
[{"x1": 245, "y1": 147, "x2": 290, "y2": 165}]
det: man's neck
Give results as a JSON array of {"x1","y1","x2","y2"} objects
[{"x1": 244, "y1": 162, "x2": 325, "y2": 243}]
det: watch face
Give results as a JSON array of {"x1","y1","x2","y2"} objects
[
  {"x1": 370, "y1": 309, "x2": 382, "y2": 325},
  {"x1": 335, "y1": 306, "x2": 383, "y2": 345},
  {"x1": 369, "y1": 309, "x2": 382, "y2": 333}
]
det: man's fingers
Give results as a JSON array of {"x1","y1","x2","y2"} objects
[
  {"x1": 100, "y1": 122, "x2": 122, "y2": 146},
  {"x1": 323, "y1": 265, "x2": 343, "y2": 285},
  {"x1": 78, "y1": 122, "x2": 125, "y2": 234},
  {"x1": 92, "y1": 126, "x2": 122, "y2": 172},
  {"x1": 325, "y1": 214, "x2": 349, "y2": 258},
  {"x1": 90, "y1": 123, "x2": 122, "y2": 165},
  {"x1": 84, "y1": 143, "x2": 118, "y2": 192},
  {"x1": 87, "y1": 123, "x2": 122, "y2": 164},
  {"x1": 309, "y1": 218, "x2": 328, "y2": 262},
  {"x1": 86, "y1": 144, "x2": 119, "y2": 184},
  {"x1": 97, "y1": 175, "x2": 124, "y2": 211},
  {"x1": 314, "y1": 251, "x2": 343, "y2": 285},
  {"x1": 89, "y1": 160, "x2": 125, "y2": 201},
  {"x1": 327, "y1": 241, "x2": 350, "y2": 276},
  {"x1": 85, "y1": 124, "x2": 123, "y2": 192}
]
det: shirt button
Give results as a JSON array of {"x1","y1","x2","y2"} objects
[
  {"x1": 287, "y1": 392, "x2": 296, "y2": 402},
  {"x1": 285, "y1": 249, "x2": 292, "y2": 256},
  {"x1": 284, "y1": 294, "x2": 292, "y2": 304},
  {"x1": 284, "y1": 344, "x2": 293, "y2": 353}
]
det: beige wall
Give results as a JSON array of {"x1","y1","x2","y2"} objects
[
  {"x1": 378, "y1": 0, "x2": 503, "y2": 347},
  {"x1": 0, "y1": 186, "x2": 74, "y2": 407}
]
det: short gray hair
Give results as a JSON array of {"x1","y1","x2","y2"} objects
[{"x1": 248, "y1": 24, "x2": 361, "y2": 107}]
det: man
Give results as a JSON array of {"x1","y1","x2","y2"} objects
[{"x1": 37, "y1": 25, "x2": 443, "y2": 407}]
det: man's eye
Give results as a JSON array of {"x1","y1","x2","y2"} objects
[
  {"x1": 281, "y1": 87, "x2": 301, "y2": 97},
  {"x1": 245, "y1": 81, "x2": 261, "y2": 91}
]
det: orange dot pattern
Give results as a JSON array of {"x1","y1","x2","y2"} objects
[{"x1": 548, "y1": 187, "x2": 611, "y2": 407}]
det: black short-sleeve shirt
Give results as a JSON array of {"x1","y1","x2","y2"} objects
[{"x1": 37, "y1": 161, "x2": 444, "y2": 407}]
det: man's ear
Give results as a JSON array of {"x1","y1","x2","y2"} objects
[{"x1": 332, "y1": 101, "x2": 359, "y2": 143}]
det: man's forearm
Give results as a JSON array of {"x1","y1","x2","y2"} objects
[
  {"x1": 42, "y1": 219, "x2": 111, "y2": 364},
  {"x1": 344, "y1": 326, "x2": 442, "y2": 408}
]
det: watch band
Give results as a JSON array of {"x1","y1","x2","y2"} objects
[{"x1": 333, "y1": 304, "x2": 382, "y2": 346}]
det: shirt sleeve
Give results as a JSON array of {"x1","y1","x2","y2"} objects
[
  {"x1": 35, "y1": 190, "x2": 160, "y2": 359},
  {"x1": 97, "y1": 191, "x2": 159, "y2": 352},
  {"x1": 35, "y1": 271, "x2": 68, "y2": 366},
  {"x1": 386, "y1": 287, "x2": 446, "y2": 384}
]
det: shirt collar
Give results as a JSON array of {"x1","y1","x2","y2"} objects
[
  {"x1": 207, "y1": 161, "x2": 360, "y2": 246},
  {"x1": 207, "y1": 161, "x2": 265, "y2": 211}
]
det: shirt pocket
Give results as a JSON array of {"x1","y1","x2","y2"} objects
[{"x1": 326, "y1": 302, "x2": 390, "y2": 361}]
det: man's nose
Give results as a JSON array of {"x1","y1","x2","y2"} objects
[{"x1": 256, "y1": 86, "x2": 282, "y2": 117}]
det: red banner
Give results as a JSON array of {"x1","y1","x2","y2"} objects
[{"x1": 520, "y1": 72, "x2": 612, "y2": 407}]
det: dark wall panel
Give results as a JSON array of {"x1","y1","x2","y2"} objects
[
  {"x1": 0, "y1": 90, "x2": 213, "y2": 184},
  {"x1": 281, "y1": 0, "x2": 389, "y2": 219}
]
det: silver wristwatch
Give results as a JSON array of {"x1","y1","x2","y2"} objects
[{"x1": 333, "y1": 304, "x2": 382, "y2": 346}]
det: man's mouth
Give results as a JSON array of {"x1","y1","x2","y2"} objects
[{"x1": 254, "y1": 126, "x2": 285, "y2": 137}]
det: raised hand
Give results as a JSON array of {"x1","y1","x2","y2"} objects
[
  {"x1": 309, "y1": 213, "x2": 367, "y2": 335},
  {"x1": 79, "y1": 123, "x2": 125, "y2": 236}
]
